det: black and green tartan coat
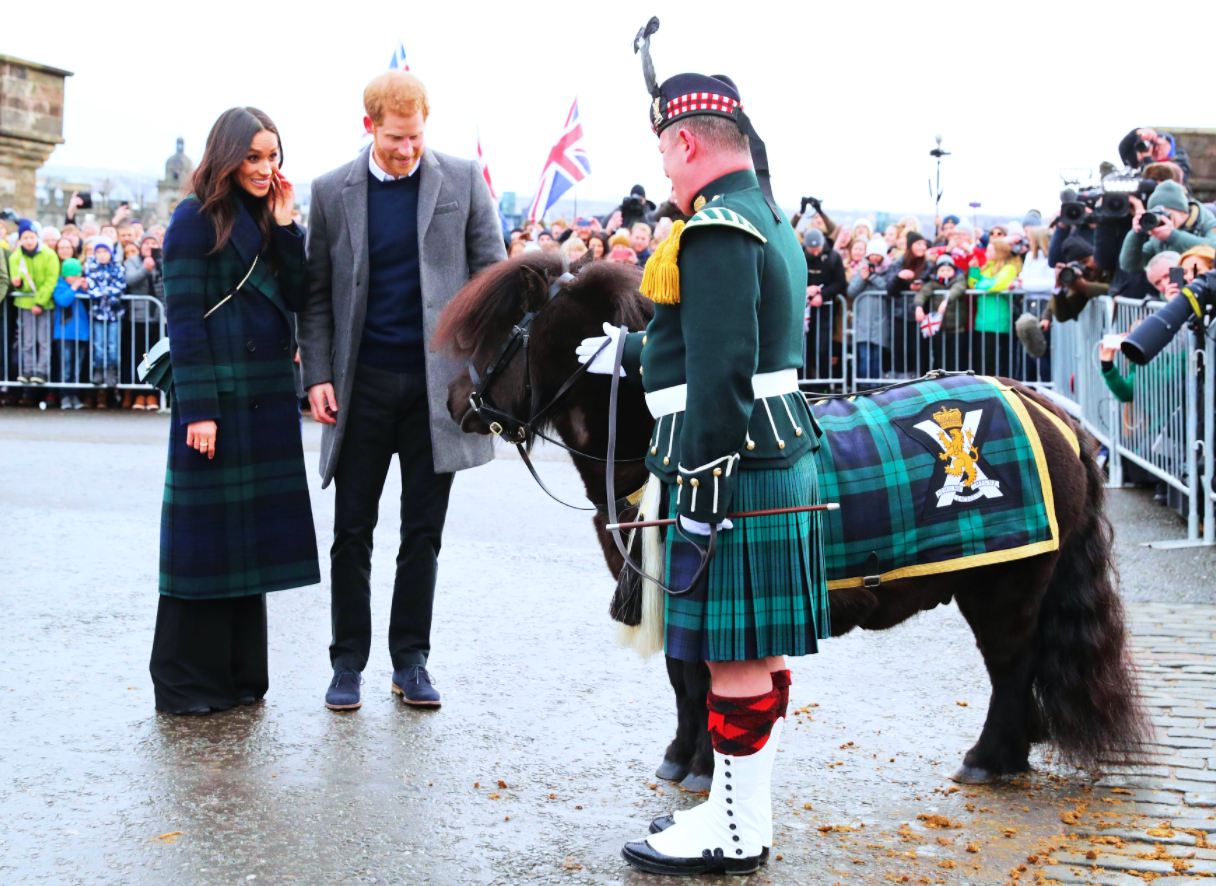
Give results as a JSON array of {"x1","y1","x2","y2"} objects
[
  {"x1": 621, "y1": 169, "x2": 818, "y2": 522},
  {"x1": 159, "y1": 193, "x2": 320, "y2": 599}
]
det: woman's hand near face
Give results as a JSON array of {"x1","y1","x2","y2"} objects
[
  {"x1": 187, "y1": 420, "x2": 218, "y2": 459},
  {"x1": 270, "y1": 173, "x2": 295, "y2": 226}
]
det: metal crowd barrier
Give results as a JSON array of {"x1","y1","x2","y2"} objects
[
  {"x1": 800, "y1": 288, "x2": 1214, "y2": 544},
  {"x1": 1, "y1": 294, "x2": 166, "y2": 406}
]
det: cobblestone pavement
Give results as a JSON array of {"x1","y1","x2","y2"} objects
[{"x1": 1, "y1": 411, "x2": 1214, "y2": 886}]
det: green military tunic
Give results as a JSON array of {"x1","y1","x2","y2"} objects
[{"x1": 620, "y1": 169, "x2": 830, "y2": 662}]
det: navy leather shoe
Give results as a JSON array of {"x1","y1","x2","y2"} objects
[
  {"x1": 392, "y1": 665, "x2": 441, "y2": 707},
  {"x1": 325, "y1": 667, "x2": 363, "y2": 711}
]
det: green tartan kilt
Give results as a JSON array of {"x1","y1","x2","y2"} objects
[{"x1": 664, "y1": 449, "x2": 831, "y2": 662}]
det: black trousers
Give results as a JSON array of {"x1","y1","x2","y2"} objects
[
  {"x1": 330, "y1": 363, "x2": 453, "y2": 672},
  {"x1": 150, "y1": 593, "x2": 268, "y2": 713}
]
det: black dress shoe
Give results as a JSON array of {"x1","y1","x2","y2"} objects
[
  {"x1": 621, "y1": 840, "x2": 762, "y2": 876},
  {"x1": 648, "y1": 815, "x2": 770, "y2": 863},
  {"x1": 158, "y1": 706, "x2": 213, "y2": 716}
]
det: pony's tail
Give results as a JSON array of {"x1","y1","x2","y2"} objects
[{"x1": 1032, "y1": 434, "x2": 1150, "y2": 770}]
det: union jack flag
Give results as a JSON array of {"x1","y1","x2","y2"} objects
[
  {"x1": 389, "y1": 39, "x2": 410, "y2": 72},
  {"x1": 527, "y1": 98, "x2": 591, "y2": 223}
]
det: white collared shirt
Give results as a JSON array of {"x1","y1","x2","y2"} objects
[{"x1": 369, "y1": 148, "x2": 420, "y2": 182}]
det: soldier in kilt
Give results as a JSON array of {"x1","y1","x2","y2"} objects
[
  {"x1": 576, "y1": 23, "x2": 831, "y2": 876},
  {"x1": 151, "y1": 108, "x2": 320, "y2": 715}
]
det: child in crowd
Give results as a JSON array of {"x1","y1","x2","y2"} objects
[
  {"x1": 85, "y1": 237, "x2": 126, "y2": 401},
  {"x1": 8, "y1": 218, "x2": 60, "y2": 385},
  {"x1": 52, "y1": 257, "x2": 91, "y2": 409}
]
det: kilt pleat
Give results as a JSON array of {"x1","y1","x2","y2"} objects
[{"x1": 664, "y1": 449, "x2": 830, "y2": 662}]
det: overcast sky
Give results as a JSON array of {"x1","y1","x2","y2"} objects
[{"x1": 13, "y1": 1, "x2": 1211, "y2": 219}]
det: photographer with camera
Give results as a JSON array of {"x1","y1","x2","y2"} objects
[
  {"x1": 802, "y1": 227, "x2": 846, "y2": 380},
  {"x1": 612, "y1": 184, "x2": 656, "y2": 232},
  {"x1": 1118, "y1": 128, "x2": 1192, "y2": 184},
  {"x1": 1047, "y1": 236, "x2": 1108, "y2": 323},
  {"x1": 1120, "y1": 180, "x2": 1216, "y2": 275}
]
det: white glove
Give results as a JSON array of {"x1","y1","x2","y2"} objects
[
  {"x1": 575, "y1": 322, "x2": 625, "y2": 376},
  {"x1": 679, "y1": 515, "x2": 734, "y2": 536}
]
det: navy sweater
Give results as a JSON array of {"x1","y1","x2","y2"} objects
[{"x1": 360, "y1": 170, "x2": 424, "y2": 373}]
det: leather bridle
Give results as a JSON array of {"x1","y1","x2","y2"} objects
[{"x1": 465, "y1": 271, "x2": 646, "y2": 512}]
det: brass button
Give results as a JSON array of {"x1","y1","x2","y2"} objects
[
  {"x1": 778, "y1": 441, "x2": 786, "y2": 450},
  {"x1": 639, "y1": 366, "x2": 643, "y2": 376},
  {"x1": 642, "y1": 335, "x2": 647, "y2": 346},
  {"x1": 713, "y1": 468, "x2": 722, "y2": 477},
  {"x1": 795, "y1": 428, "x2": 803, "y2": 437},
  {"x1": 677, "y1": 476, "x2": 683, "y2": 486},
  {"x1": 663, "y1": 457, "x2": 670, "y2": 466},
  {"x1": 690, "y1": 478, "x2": 699, "y2": 488},
  {"x1": 746, "y1": 441, "x2": 755, "y2": 451},
  {"x1": 650, "y1": 447, "x2": 658, "y2": 456}
]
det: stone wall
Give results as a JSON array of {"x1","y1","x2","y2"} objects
[
  {"x1": 1169, "y1": 129, "x2": 1216, "y2": 205},
  {"x1": 0, "y1": 54, "x2": 72, "y2": 218}
]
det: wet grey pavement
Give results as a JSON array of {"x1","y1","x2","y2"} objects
[{"x1": 2, "y1": 411, "x2": 1214, "y2": 886}]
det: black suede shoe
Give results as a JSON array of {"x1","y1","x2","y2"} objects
[
  {"x1": 392, "y1": 665, "x2": 440, "y2": 707},
  {"x1": 325, "y1": 667, "x2": 363, "y2": 711},
  {"x1": 647, "y1": 815, "x2": 770, "y2": 863},
  {"x1": 621, "y1": 840, "x2": 762, "y2": 876}
]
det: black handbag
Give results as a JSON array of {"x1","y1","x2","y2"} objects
[{"x1": 137, "y1": 255, "x2": 258, "y2": 393}]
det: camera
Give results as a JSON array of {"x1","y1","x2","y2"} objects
[
  {"x1": 1059, "y1": 187, "x2": 1100, "y2": 226},
  {"x1": 623, "y1": 193, "x2": 645, "y2": 213},
  {"x1": 800, "y1": 196, "x2": 822, "y2": 215},
  {"x1": 1139, "y1": 210, "x2": 1165, "y2": 233},
  {"x1": 1122, "y1": 271, "x2": 1215, "y2": 365},
  {"x1": 1099, "y1": 174, "x2": 1156, "y2": 221},
  {"x1": 1058, "y1": 262, "x2": 1087, "y2": 287}
]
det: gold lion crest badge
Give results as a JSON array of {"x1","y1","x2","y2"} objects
[{"x1": 912, "y1": 405, "x2": 1004, "y2": 507}]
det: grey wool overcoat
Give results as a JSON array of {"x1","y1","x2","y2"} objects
[{"x1": 297, "y1": 147, "x2": 507, "y2": 484}]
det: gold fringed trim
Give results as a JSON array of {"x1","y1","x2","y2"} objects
[{"x1": 640, "y1": 220, "x2": 685, "y2": 305}]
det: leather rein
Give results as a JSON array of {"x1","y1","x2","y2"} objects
[{"x1": 465, "y1": 272, "x2": 646, "y2": 513}]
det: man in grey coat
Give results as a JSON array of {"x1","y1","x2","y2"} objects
[{"x1": 297, "y1": 71, "x2": 506, "y2": 711}]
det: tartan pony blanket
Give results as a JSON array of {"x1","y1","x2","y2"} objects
[{"x1": 809, "y1": 375, "x2": 1072, "y2": 589}]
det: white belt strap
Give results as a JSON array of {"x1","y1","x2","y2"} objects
[{"x1": 645, "y1": 368, "x2": 799, "y2": 418}]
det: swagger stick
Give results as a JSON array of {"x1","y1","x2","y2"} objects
[{"x1": 606, "y1": 503, "x2": 839, "y2": 533}]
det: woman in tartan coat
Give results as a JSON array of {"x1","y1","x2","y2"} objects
[{"x1": 150, "y1": 107, "x2": 320, "y2": 715}]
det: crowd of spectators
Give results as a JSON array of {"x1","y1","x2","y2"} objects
[{"x1": 1, "y1": 200, "x2": 167, "y2": 409}]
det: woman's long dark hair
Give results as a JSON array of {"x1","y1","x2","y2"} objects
[{"x1": 188, "y1": 107, "x2": 283, "y2": 255}]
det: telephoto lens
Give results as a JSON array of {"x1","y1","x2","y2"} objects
[
  {"x1": 1139, "y1": 210, "x2": 1163, "y2": 232},
  {"x1": 1121, "y1": 294, "x2": 1197, "y2": 365}
]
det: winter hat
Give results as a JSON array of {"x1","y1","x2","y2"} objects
[
  {"x1": 1060, "y1": 236, "x2": 1094, "y2": 263},
  {"x1": 953, "y1": 222, "x2": 974, "y2": 236},
  {"x1": 17, "y1": 218, "x2": 35, "y2": 237},
  {"x1": 140, "y1": 233, "x2": 160, "y2": 247},
  {"x1": 61, "y1": 258, "x2": 82, "y2": 276},
  {"x1": 905, "y1": 231, "x2": 926, "y2": 248},
  {"x1": 1147, "y1": 180, "x2": 1189, "y2": 214},
  {"x1": 608, "y1": 231, "x2": 632, "y2": 249},
  {"x1": 1005, "y1": 221, "x2": 1025, "y2": 238},
  {"x1": 93, "y1": 236, "x2": 114, "y2": 255},
  {"x1": 803, "y1": 228, "x2": 825, "y2": 249},
  {"x1": 1022, "y1": 209, "x2": 1043, "y2": 228},
  {"x1": 42, "y1": 226, "x2": 61, "y2": 242},
  {"x1": 943, "y1": 214, "x2": 960, "y2": 226},
  {"x1": 936, "y1": 253, "x2": 956, "y2": 267},
  {"x1": 865, "y1": 238, "x2": 887, "y2": 257}
]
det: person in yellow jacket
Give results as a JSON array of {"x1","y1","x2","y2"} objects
[
  {"x1": 967, "y1": 238, "x2": 1020, "y2": 378},
  {"x1": 8, "y1": 219, "x2": 61, "y2": 384}
]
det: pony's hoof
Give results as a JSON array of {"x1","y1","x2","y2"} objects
[
  {"x1": 655, "y1": 759, "x2": 690, "y2": 783},
  {"x1": 950, "y1": 763, "x2": 996, "y2": 784},
  {"x1": 679, "y1": 771, "x2": 713, "y2": 793}
]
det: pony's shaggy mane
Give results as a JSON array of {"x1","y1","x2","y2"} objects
[{"x1": 432, "y1": 253, "x2": 647, "y2": 359}]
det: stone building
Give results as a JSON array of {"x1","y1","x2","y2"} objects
[
  {"x1": 157, "y1": 137, "x2": 194, "y2": 221},
  {"x1": 0, "y1": 54, "x2": 72, "y2": 218}
]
